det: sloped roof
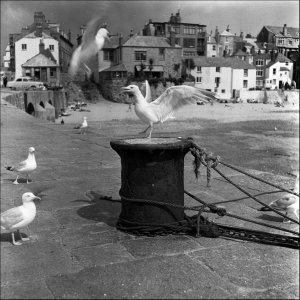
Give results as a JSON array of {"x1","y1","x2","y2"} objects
[
  {"x1": 273, "y1": 52, "x2": 292, "y2": 62},
  {"x1": 280, "y1": 67, "x2": 290, "y2": 71},
  {"x1": 103, "y1": 36, "x2": 120, "y2": 49},
  {"x1": 122, "y1": 35, "x2": 180, "y2": 48},
  {"x1": 22, "y1": 49, "x2": 58, "y2": 67},
  {"x1": 232, "y1": 49, "x2": 248, "y2": 56},
  {"x1": 265, "y1": 26, "x2": 299, "y2": 38},
  {"x1": 102, "y1": 63, "x2": 128, "y2": 72},
  {"x1": 194, "y1": 57, "x2": 256, "y2": 69},
  {"x1": 22, "y1": 31, "x2": 53, "y2": 39},
  {"x1": 219, "y1": 30, "x2": 235, "y2": 36}
]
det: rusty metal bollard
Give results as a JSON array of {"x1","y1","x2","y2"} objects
[{"x1": 110, "y1": 137, "x2": 193, "y2": 229}]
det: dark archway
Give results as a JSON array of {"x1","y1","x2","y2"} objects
[
  {"x1": 48, "y1": 100, "x2": 53, "y2": 105},
  {"x1": 27, "y1": 103, "x2": 35, "y2": 115},
  {"x1": 39, "y1": 101, "x2": 45, "y2": 108}
]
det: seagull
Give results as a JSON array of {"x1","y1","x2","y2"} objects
[
  {"x1": 1, "y1": 192, "x2": 41, "y2": 245},
  {"x1": 141, "y1": 80, "x2": 152, "y2": 103},
  {"x1": 74, "y1": 116, "x2": 88, "y2": 134},
  {"x1": 69, "y1": 17, "x2": 110, "y2": 79},
  {"x1": 260, "y1": 173, "x2": 299, "y2": 223},
  {"x1": 120, "y1": 84, "x2": 217, "y2": 138},
  {"x1": 5, "y1": 147, "x2": 37, "y2": 184}
]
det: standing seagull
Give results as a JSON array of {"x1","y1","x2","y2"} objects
[
  {"x1": 120, "y1": 84, "x2": 217, "y2": 138},
  {"x1": 5, "y1": 147, "x2": 37, "y2": 184},
  {"x1": 1, "y1": 192, "x2": 41, "y2": 245},
  {"x1": 260, "y1": 173, "x2": 299, "y2": 222},
  {"x1": 69, "y1": 17, "x2": 110, "y2": 79},
  {"x1": 74, "y1": 116, "x2": 88, "y2": 134}
]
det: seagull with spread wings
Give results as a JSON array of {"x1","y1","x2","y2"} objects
[
  {"x1": 120, "y1": 84, "x2": 217, "y2": 138},
  {"x1": 5, "y1": 147, "x2": 37, "y2": 184},
  {"x1": 69, "y1": 17, "x2": 110, "y2": 78}
]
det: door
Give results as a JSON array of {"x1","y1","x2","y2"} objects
[{"x1": 41, "y1": 68, "x2": 47, "y2": 82}]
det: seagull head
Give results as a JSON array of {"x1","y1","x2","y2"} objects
[
  {"x1": 120, "y1": 85, "x2": 140, "y2": 97},
  {"x1": 22, "y1": 192, "x2": 41, "y2": 204},
  {"x1": 28, "y1": 147, "x2": 35, "y2": 153},
  {"x1": 97, "y1": 27, "x2": 111, "y2": 41}
]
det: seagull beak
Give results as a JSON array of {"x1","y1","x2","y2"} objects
[
  {"x1": 120, "y1": 86, "x2": 130, "y2": 93},
  {"x1": 33, "y1": 196, "x2": 42, "y2": 202}
]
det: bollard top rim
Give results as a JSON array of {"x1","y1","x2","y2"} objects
[{"x1": 110, "y1": 137, "x2": 193, "y2": 151}]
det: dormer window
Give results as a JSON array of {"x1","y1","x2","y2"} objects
[{"x1": 22, "y1": 44, "x2": 27, "y2": 50}]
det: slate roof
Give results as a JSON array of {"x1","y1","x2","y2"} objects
[
  {"x1": 265, "y1": 26, "x2": 299, "y2": 38},
  {"x1": 22, "y1": 49, "x2": 58, "y2": 67},
  {"x1": 22, "y1": 31, "x2": 53, "y2": 39},
  {"x1": 122, "y1": 35, "x2": 180, "y2": 48},
  {"x1": 232, "y1": 49, "x2": 249, "y2": 56},
  {"x1": 103, "y1": 36, "x2": 120, "y2": 49},
  {"x1": 102, "y1": 63, "x2": 128, "y2": 72},
  {"x1": 194, "y1": 57, "x2": 256, "y2": 69},
  {"x1": 219, "y1": 30, "x2": 235, "y2": 36}
]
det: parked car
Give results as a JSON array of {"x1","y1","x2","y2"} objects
[
  {"x1": 196, "y1": 100, "x2": 205, "y2": 105},
  {"x1": 7, "y1": 76, "x2": 46, "y2": 90}
]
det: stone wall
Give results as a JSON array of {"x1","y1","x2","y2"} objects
[{"x1": 3, "y1": 92, "x2": 25, "y2": 110}]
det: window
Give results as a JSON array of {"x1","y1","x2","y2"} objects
[
  {"x1": 196, "y1": 27, "x2": 203, "y2": 34},
  {"x1": 256, "y1": 69, "x2": 263, "y2": 77},
  {"x1": 212, "y1": 45, "x2": 216, "y2": 51},
  {"x1": 16, "y1": 78, "x2": 22, "y2": 82},
  {"x1": 50, "y1": 68, "x2": 56, "y2": 77},
  {"x1": 285, "y1": 62, "x2": 289, "y2": 66},
  {"x1": 159, "y1": 48, "x2": 165, "y2": 61},
  {"x1": 103, "y1": 50, "x2": 113, "y2": 61},
  {"x1": 277, "y1": 38, "x2": 284, "y2": 45},
  {"x1": 183, "y1": 25, "x2": 196, "y2": 35},
  {"x1": 216, "y1": 67, "x2": 220, "y2": 73},
  {"x1": 256, "y1": 59, "x2": 264, "y2": 66},
  {"x1": 221, "y1": 89, "x2": 225, "y2": 93},
  {"x1": 288, "y1": 39, "x2": 293, "y2": 46},
  {"x1": 23, "y1": 78, "x2": 28, "y2": 82},
  {"x1": 135, "y1": 51, "x2": 147, "y2": 61},
  {"x1": 243, "y1": 80, "x2": 248, "y2": 88},
  {"x1": 196, "y1": 66, "x2": 202, "y2": 73},
  {"x1": 225, "y1": 37, "x2": 229, "y2": 43},
  {"x1": 272, "y1": 79, "x2": 276, "y2": 85},
  {"x1": 22, "y1": 44, "x2": 27, "y2": 50},
  {"x1": 175, "y1": 38, "x2": 180, "y2": 46},
  {"x1": 49, "y1": 45, "x2": 54, "y2": 51},
  {"x1": 183, "y1": 38, "x2": 195, "y2": 48},
  {"x1": 244, "y1": 69, "x2": 248, "y2": 76},
  {"x1": 174, "y1": 25, "x2": 180, "y2": 34},
  {"x1": 273, "y1": 68, "x2": 276, "y2": 75},
  {"x1": 196, "y1": 77, "x2": 202, "y2": 83},
  {"x1": 215, "y1": 77, "x2": 220, "y2": 87},
  {"x1": 256, "y1": 80, "x2": 263, "y2": 86}
]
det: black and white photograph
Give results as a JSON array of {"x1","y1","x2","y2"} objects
[{"x1": 1, "y1": 0, "x2": 299, "y2": 299}]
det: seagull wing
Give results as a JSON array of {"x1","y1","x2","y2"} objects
[
  {"x1": 144, "y1": 80, "x2": 152, "y2": 103},
  {"x1": 149, "y1": 85, "x2": 216, "y2": 122},
  {"x1": 269, "y1": 194, "x2": 299, "y2": 210},
  {"x1": 1, "y1": 207, "x2": 25, "y2": 230},
  {"x1": 69, "y1": 46, "x2": 82, "y2": 77}
]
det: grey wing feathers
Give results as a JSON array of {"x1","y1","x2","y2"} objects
[
  {"x1": 1, "y1": 207, "x2": 24, "y2": 229},
  {"x1": 81, "y1": 17, "x2": 105, "y2": 51},
  {"x1": 150, "y1": 85, "x2": 215, "y2": 122}
]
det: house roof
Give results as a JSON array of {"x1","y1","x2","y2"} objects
[
  {"x1": 280, "y1": 67, "x2": 290, "y2": 71},
  {"x1": 265, "y1": 26, "x2": 299, "y2": 38},
  {"x1": 122, "y1": 35, "x2": 180, "y2": 48},
  {"x1": 219, "y1": 30, "x2": 235, "y2": 36},
  {"x1": 194, "y1": 57, "x2": 256, "y2": 69},
  {"x1": 102, "y1": 63, "x2": 128, "y2": 72},
  {"x1": 22, "y1": 31, "x2": 53, "y2": 39},
  {"x1": 22, "y1": 49, "x2": 58, "y2": 67},
  {"x1": 232, "y1": 49, "x2": 249, "y2": 56},
  {"x1": 103, "y1": 36, "x2": 120, "y2": 49}
]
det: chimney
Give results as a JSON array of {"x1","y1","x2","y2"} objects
[
  {"x1": 215, "y1": 26, "x2": 219, "y2": 43},
  {"x1": 283, "y1": 24, "x2": 287, "y2": 36},
  {"x1": 39, "y1": 39, "x2": 45, "y2": 53},
  {"x1": 170, "y1": 27, "x2": 175, "y2": 46},
  {"x1": 34, "y1": 11, "x2": 45, "y2": 25},
  {"x1": 129, "y1": 29, "x2": 134, "y2": 37},
  {"x1": 226, "y1": 25, "x2": 230, "y2": 32},
  {"x1": 36, "y1": 25, "x2": 43, "y2": 37},
  {"x1": 270, "y1": 50, "x2": 275, "y2": 61},
  {"x1": 119, "y1": 32, "x2": 123, "y2": 46}
]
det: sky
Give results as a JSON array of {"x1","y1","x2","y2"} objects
[{"x1": 1, "y1": 0, "x2": 299, "y2": 61}]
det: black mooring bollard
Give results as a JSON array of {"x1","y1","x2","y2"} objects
[{"x1": 110, "y1": 137, "x2": 193, "y2": 229}]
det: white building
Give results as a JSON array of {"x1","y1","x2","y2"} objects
[
  {"x1": 3, "y1": 45, "x2": 11, "y2": 69},
  {"x1": 14, "y1": 31, "x2": 59, "y2": 78},
  {"x1": 191, "y1": 57, "x2": 256, "y2": 99},
  {"x1": 265, "y1": 60, "x2": 293, "y2": 89}
]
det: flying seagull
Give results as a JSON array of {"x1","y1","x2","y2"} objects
[
  {"x1": 120, "y1": 84, "x2": 217, "y2": 138},
  {"x1": 1, "y1": 192, "x2": 41, "y2": 245},
  {"x1": 74, "y1": 116, "x2": 88, "y2": 134},
  {"x1": 260, "y1": 173, "x2": 299, "y2": 222},
  {"x1": 69, "y1": 17, "x2": 110, "y2": 79},
  {"x1": 5, "y1": 147, "x2": 37, "y2": 184}
]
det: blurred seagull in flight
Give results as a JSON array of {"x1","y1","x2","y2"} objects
[
  {"x1": 1, "y1": 192, "x2": 41, "y2": 245},
  {"x1": 120, "y1": 84, "x2": 217, "y2": 138},
  {"x1": 5, "y1": 147, "x2": 37, "y2": 184},
  {"x1": 260, "y1": 173, "x2": 299, "y2": 223},
  {"x1": 141, "y1": 80, "x2": 152, "y2": 103},
  {"x1": 74, "y1": 116, "x2": 88, "y2": 134},
  {"x1": 69, "y1": 17, "x2": 110, "y2": 79}
]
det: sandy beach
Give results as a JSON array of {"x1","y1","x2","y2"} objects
[{"x1": 57, "y1": 99, "x2": 299, "y2": 125}]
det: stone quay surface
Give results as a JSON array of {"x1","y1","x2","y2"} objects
[{"x1": 1, "y1": 95, "x2": 299, "y2": 299}]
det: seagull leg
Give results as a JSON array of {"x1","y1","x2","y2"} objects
[
  {"x1": 20, "y1": 227, "x2": 30, "y2": 241},
  {"x1": 13, "y1": 175, "x2": 19, "y2": 185},
  {"x1": 26, "y1": 173, "x2": 30, "y2": 184},
  {"x1": 147, "y1": 124, "x2": 153, "y2": 139},
  {"x1": 139, "y1": 125, "x2": 151, "y2": 134},
  {"x1": 11, "y1": 231, "x2": 22, "y2": 246}
]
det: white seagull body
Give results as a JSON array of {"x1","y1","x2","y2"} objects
[
  {"x1": 121, "y1": 84, "x2": 217, "y2": 138},
  {"x1": 1, "y1": 192, "x2": 41, "y2": 245},
  {"x1": 5, "y1": 147, "x2": 37, "y2": 184},
  {"x1": 261, "y1": 173, "x2": 299, "y2": 222},
  {"x1": 69, "y1": 17, "x2": 110, "y2": 78},
  {"x1": 74, "y1": 116, "x2": 88, "y2": 134}
]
